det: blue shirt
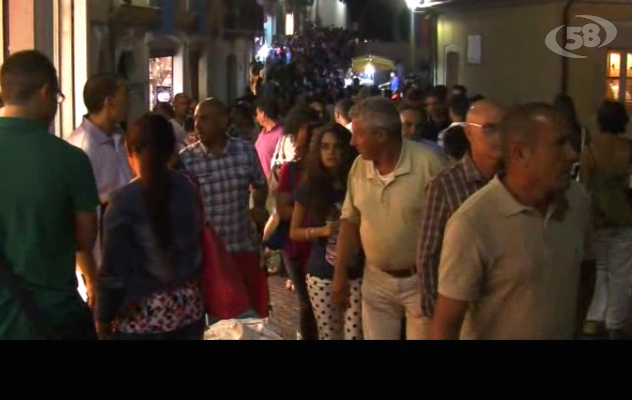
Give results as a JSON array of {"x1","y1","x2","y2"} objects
[{"x1": 390, "y1": 76, "x2": 400, "y2": 93}]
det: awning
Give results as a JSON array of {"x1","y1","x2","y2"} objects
[{"x1": 351, "y1": 55, "x2": 396, "y2": 74}]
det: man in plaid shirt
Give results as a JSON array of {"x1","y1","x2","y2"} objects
[
  {"x1": 416, "y1": 100, "x2": 506, "y2": 318},
  {"x1": 180, "y1": 98, "x2": 270, "y2": 318}
]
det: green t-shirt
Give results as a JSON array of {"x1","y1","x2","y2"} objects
[{"x1": 0, "y1": 118, "x2": 99, "y2": 339}]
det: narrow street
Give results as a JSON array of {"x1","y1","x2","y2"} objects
[{"x1": 268, "y1": 276, "x2": 299, "y2": 340}]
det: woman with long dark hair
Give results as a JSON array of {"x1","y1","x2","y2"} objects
[
  {"x1": 96, "y1": 114, "x2": 204, "y2": 340},
  {"x1": 275, "y1": 121, "x2": 324, "y2": 340},
  {"x1": 290, "y1": 124, "x2": 363, "y2": 340}
]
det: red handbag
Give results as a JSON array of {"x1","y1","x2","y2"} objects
[
  {"x1": 199, "y1": 224, "x2": 252, "y2": 320},
  {"x1": 182, "y1": 172, "x2": 252, "y2": 320}
]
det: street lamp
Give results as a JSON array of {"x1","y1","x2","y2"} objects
[{"x1": 405, "y1": 0, "x2": 422, "y2": 72}]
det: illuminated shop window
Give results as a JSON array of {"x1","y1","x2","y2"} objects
[{"x1": 149, "y1": 56, "x2": 174, "y2": 107}]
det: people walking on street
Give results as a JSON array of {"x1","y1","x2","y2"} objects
[
  {"x1": 437, "y1": 95, "x2": 469, "y2": 148},
  {"x1": 334, "y1": 98, "x2": 354, "y2": 132},
  {"x1": 96, "y1": 114, "x2": 204, "y2": 340},
  {"x1": 255, "y1": 98, "x2": 284, "y2": 180},
  {"x1": 172, "y1": 93, "x2": 190, "y2": 148},
  {"x1": 332, "y1": 97, "x2": 446, "y2": 340},
  {"x1": 398, "y1": 102, "x2": 444, "y2": 156},
  {"x1": 180, "y1": 98, "x2": 270, "y2": 318},
  {"x1": 581, "y1": 100, "x2": 632, "y2": 340},
  {"x1": 0, "y1": 50, "x2": 100, "y2": 340},
  {"x1": 291, "y1": 124, "x2": 363, "y2": 340},
  {"x1": 274, "y1": 115, "x2": 322, "y2": 340},
  {"x1": 417, "y1": 100, "x2": 506, "y2": 319},
  {"x1": 67, "y1": 73, "x2": 134, "y2": 204},
  {"x1": 431, "y1": 103, "x2": 596, "y2": 340},
  {"x1": 420, "y1": 88, "x2": 450, "y2": 142}
]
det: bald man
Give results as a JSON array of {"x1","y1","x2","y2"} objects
[
  {"x1": 431, "y1": 103, "x2": 595, "y2": 340},
  {"x1": 417, "y1": 99, "x2": 506, "y2": 322},
  {"x1": 179, "y1": 98, "x2": 270, "y2": 318}
]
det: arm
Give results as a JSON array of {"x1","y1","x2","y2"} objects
[
  {"x1": 289, "y1": 202, "x2": 332, "y2": 242},
  {"x1": 579, "y1": 149, "x2": 594, "y2": 188},
  {"x1": 75, "y1": 211, "x2": 98, "y2": 307},
  {"x1": 276, "y1": 163, "x2": 295, "y2": 221},
  {"x1": 249, "y1": 146, "x2": 270, "y2": 227},
  {"x1": 96, "y1": 199, "x2": 132, "y2": 335},
  {"x1": 416, "y1": 181, "x2": 449, "y2": 318},
  {"x1": 70, "y1": 151, "x2": 100, "y2": 307},
  {"x1": 430, "y1": 295, "x2": 469, "y2": 340},
  {"x1": 331, "y1": 219, "x2": 360, "y2": 309},
  {"x1": 431, "y1": 216, "x2": 484, "y2": 340},
  {"x1": 577, "y1": 259, "x2": 596, "y2": 336}
]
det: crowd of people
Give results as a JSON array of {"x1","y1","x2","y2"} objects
[{"x1": 1, "y1": 31, "x2": 632, "y2": 340}]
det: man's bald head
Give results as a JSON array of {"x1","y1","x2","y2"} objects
[
  {"x1": 500, "y1": 103, "x2": 560, "y2": 164},
  {"x1": 463, "y1": 99, "x2": 506, "y2": 168},
  {"x1": 466, "y1": 99, "x2": 505, "y2": 125},
  {"x1": 197, "y1": 98, "x2": 229, "y2": 116},
  {"x1": 194, "y1": 98, "x2": 230, "y2": 145}
]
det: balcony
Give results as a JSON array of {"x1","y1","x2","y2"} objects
[{"x1": 113, "y1": 1, "x2": 162, "y2": 30}]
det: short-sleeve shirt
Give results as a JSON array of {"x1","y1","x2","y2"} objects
[
  {"x1": 341, "y1": 139, "x2": 447, "y2": 271},
  {"x1": 180, "y1": 136, "x2": 267, "y2": 253},
  {"x1": 254, "y1": 124, "x2": 283, "y2": 180},
  {"x1": 439, "y1": 177, "x2": 594, "y2": 340},
  {"x1": 295, "y1": 184, "x2": 363, "y2": 280},
  {"x1": 66, "y1": 117, "x2": 133, "y2": 203},
  {"x1": 0, "y1": 117, "x2": 100, "y2": 340}
]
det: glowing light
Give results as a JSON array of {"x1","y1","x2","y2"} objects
[
  {"x1": 285, "y1": 13, "x2": 294, "y2": 36},
  {"x1": 365, "y1": 63, "x2": 375, "y2": 76},
  {"x1": 257, "y1": 44, "x2": 270, "y2": 61},
  {"x1": 405, "y1": 0, "x2": 422, "y2": 10}
]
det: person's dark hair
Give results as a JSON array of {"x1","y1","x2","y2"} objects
[
  {"x1": 553, "y1": 94, "x2": 581, "y2": 134},
  {"x1": 405, "y1": 88, "x2": 424, "y2": 104},
  {"x1": 453, "y1": 85, "x2": 467, "y2": 95},
  {"x1": 232, "y1": 103, "x2": 254, "y2": 123},
  {"x1": 284, "y1": 104, "x2": 319, "y2": 137},
  {"x1": 398, "y1": 101, "x2": 424, "y2": 117},
  {"x1": 153, "y1": 102, "x2": 176, "y2": 119},
  {"x1": 335, "y1": 98, "x2": 354, "y2": 122},
  {"x1": 0, "y1": 50, "x2": 59, "y2": 106},
  {"x1": 471, "y1": 94, "x2": 486, "y2": 103},
  {"x1": 296, "y1": 122, "x2": 326, "y2": 169},
  {"x1": 443, "y1": 125, "x2": 470, "y2": 161},
  {"x1": 256, "y1": 97, "x2": 281, "y2": 121},
  {"x1": 303, "y1": 123, "x2": 358, "y2": 221},
  {"x1": 448, "y1": 95, "x2": 471, "y2": 121},
  {"x1": 84, "y1": 73, "x2": 124, "y2": 114},
  {"x1": 126, "y1": 113, "x2": 176, "y2": 252},
  {"x1": 432, "y1": 85, "x2": 449, "y2": 103},
  {"x1": 597, "y1": 100, "x2": 629, "y2": 135}
]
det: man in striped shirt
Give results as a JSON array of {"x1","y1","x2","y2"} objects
[{"x1": 416, "y1": 100, "x2": 506, "y2": 318}]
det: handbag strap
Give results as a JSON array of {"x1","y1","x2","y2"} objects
[{"x1": 0, "y1": 253, "x2": 58, "y2": 339}]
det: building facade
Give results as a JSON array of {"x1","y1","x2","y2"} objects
[
  {"x1": 1, "y1": 0, "x2": 264, "y2": 138},
  {"x1": 425, "y1": 0, "x2": 632, "y2": 135}
]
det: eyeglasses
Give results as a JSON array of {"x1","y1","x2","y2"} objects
[{"x1": 468, "y1": 122, "x2": 500, "y2": 135}]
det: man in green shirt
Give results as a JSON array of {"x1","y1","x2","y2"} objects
[{"x1": 0, "y1": 50, "x2": 100, "y2": 340}]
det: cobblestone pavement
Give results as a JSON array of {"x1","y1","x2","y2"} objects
[{"x1": 268, "y1": 276, "x2": 299, "y2": 340}]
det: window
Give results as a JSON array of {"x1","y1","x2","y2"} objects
[
  {"x1": 149, "y1": 56, "x2": 174, "y2": 107},
  {"x1": 606, "y1": 50, "x2": 632, "y2": 109}
]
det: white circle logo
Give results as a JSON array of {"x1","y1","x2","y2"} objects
[{"x1": 545, "y1": 15, "x2": 617, "y2": 59}]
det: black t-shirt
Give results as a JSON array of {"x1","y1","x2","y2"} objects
[{"x1": 294, "y1": 184, "x2": 364, "y2": 280}]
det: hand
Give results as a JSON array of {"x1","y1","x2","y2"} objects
[
  {"x1": 85, "y1": 283, "x2": 96, "y2": 310},
  {"x1": 250, "y1": 207, "x2": 269, "y2": 230},
  {"x1": 96, "y1": 321, "x2": 114, "y2": 341},
  {"x1": 332, "y1": 274, "x2": 351, "y2": 310},
  {"x1": 322, "y1": 220, "x2": 340, "y2": 237}
]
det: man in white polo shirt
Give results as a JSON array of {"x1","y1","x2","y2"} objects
[
  {"x1": 332, "y1": 97, "x2": 446, "y2": 340},
  {"x1": 431, "y1": 103, "x2": 596, "y2": 340}
]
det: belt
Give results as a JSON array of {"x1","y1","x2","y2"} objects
[{"x1": 382, "y1": 267, "x2": 417, "y2": 278}]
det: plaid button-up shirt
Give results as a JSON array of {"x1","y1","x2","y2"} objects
[
  {"x1": 180, "y1": 137, "x2": 267, "y2": 253},
  {"x1": 416, "y1": 153, "x2": 490, "y2": 317}
]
